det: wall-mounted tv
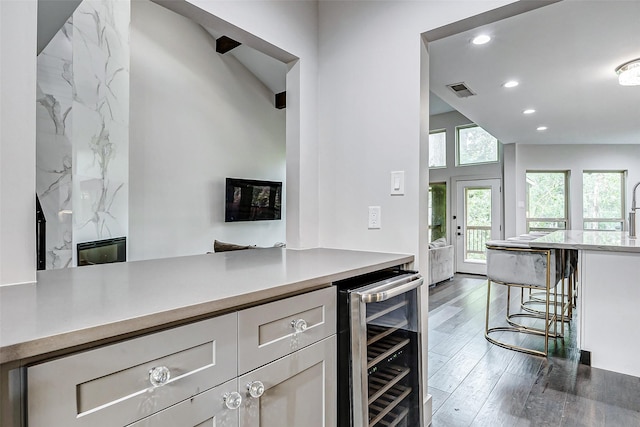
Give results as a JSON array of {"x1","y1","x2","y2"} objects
[{"x1": 225, "y1": 178, "x2": 282, "y2": 222}]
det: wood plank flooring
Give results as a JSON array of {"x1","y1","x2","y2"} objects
[{"x1": 428, "y1": 274, "x2": 640, "y2": 426}]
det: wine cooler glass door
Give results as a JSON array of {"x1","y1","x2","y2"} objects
[{"x1": 350, "y1": 273, "x2": 424, "y2": 427}]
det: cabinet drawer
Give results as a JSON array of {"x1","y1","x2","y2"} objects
[
  {"x1": 27, "y1": 313, "x2": 237, "y2": 427},
  {"x1": 237, "y1": 286, "x2": 336, "y2": 374},
  {"x1": 127, "y1": 378, "x2": 239, "y2": 427}
]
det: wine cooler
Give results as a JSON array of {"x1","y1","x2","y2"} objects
[{"x1": 336, "y1": 270, "x2": 424, "y2": 427}]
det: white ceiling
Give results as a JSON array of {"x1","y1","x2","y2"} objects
[{"x1": 429, "y1": 0, "x2": 640, "y2": 145}]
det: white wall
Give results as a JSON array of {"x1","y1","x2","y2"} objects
[
  {"x1": 503, "y1": 143, "x2": 516, "y2": 237},
  {"x1": 316, "y1": 2, "x2": 512, "y2": 273},
  {"x1": 509, "y1": 144, "x2": 640, "y2": 235},
  {"x1": 427, "y1": 110, "x2": 504, "y2": 246},
  {"x1": 0, "y1": 0, "x2": 37, "y2": 285},
  {"x1": 184, "y1": 0, "x2": 320, "y2": 250},
  {"x1": 129, "y1": 0, "x2": 286, "y2": 260}
]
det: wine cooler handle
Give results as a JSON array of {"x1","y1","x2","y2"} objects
[{"x1": 358, "y1": 274, "x2": 423, "y2": 303}]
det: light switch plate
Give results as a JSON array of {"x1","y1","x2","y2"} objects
[
  {"x1": 368, "y1": 206, "x2": 381, "y2": 229},
  {"x1": 391, "y1": 171, "x2": 405, "y2": 195}
]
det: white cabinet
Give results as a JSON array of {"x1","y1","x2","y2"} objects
[
  {"x1": 238, "y1": 336, "x2": 336, "y2": 427},
  {"x1": 26, "y1": 288, "x2": 337, "y2": 427}
]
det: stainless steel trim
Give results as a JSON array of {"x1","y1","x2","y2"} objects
[
  {"x1": 349, "y1": 272, "x2": 425, "y2": 427},
  {"x1": 356, "y1": 274, "x2": 423, "y2": 303},
  {"x1": 415, "y1": 283, "x2": 425, "y2": 427},
  {"x1": 349, "y1": 290, "x2": 368, "y2": 427}
]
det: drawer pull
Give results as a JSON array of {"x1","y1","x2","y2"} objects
[
  {"x1": 291, "y1": 318, "x2": 308, "y2": 333},
  {"x1": 223, "y1": 391, "x2": 243, "y2": 410},
  {"x1": 148, "y1": 366, "x2": 171, "y2": 387},
  {"x1": 247, "y1": 380, "x2": 265, "y2": 398}
]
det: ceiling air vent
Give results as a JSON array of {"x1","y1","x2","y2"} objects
[{"x1": 446, "y1": 82, "x2": 476, "y2": 98}]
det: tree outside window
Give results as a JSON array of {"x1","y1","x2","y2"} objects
[
  {"x1": 429, "y1": 130, "x2": 446, "y2": 168},
  {"x1": 456, "y1": 125, "x2": 498, "y2": 166},
  {"x1": 583, "y1": 171, "x2": 625, "y2": 231},
  {"x1": 526, "y1": 171, "x2": 569, "y2": 232}
]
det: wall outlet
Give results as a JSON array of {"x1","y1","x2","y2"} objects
[{"x1": 368, "y1": 206, "x2": 381, "y2": 229}]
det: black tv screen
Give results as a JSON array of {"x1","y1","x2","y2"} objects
[{"x1": 225, "y1": 178, "x2": 282, "y2": 222}]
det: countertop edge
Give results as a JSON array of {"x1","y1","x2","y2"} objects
[
  {"x1": 528, "y1": 241, "x2": 640, "y2": 253},
  {"x1": 527, "y1": 230, "x2": 640, "y2": 253},
  {"x1": 0, "y1": 251, "x2": 414, "y2": 365}
]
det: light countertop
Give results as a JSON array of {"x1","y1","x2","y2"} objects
[
  {"x1": 0, "y1": 248, "x2": 413, "y2": 364},
  {"x1": 529, "y1": 230, "x2": 640, "y2": 253}
]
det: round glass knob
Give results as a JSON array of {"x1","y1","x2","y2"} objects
[
  {"x1": 148, "y1": 366, "x2": 171, "y2": 387},
  {"x1": 223, "y1": 391, "x2": 242, "y2": 410},
  {"x1": 291, "y1": 318, "x2": 308, "y2": 333},
  {"x1": 247, "y1": 380, "x2": 265, "y2": 398}
]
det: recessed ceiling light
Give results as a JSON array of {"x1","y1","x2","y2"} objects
[
  {"x1": 472, "y1": 35, "x2": 491, "y2": 45},
  {"x1": 503, "y1": 81, "x2": 519, "y2": 88},
  {"x1": 537, "y1": 126, "x2": 548, "y2": 131},
  {"x1": 523, "y1": 109, "x2": 536, "y2": 114}
]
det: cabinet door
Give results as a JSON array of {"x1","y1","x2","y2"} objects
[
  {"x1": 238, "y1": 336, "x2": 336, "y2": 427},
  {"x1": 127, "y1": 379, "x2": 239, "y2": 427}
]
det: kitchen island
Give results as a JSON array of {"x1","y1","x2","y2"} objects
[
  {"x1": 0, "y1": 248, "x2": 416, "y2": 426},
  {"x1": 529, "y1": 231, "x2": 640, "y2": 377}
]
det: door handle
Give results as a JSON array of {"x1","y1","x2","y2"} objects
[
  {"x1": 356, "y1": 274, "x2": 423, "y2": 303},
  {"x1": 457, "y1": 232, "x2": 462, "y2": 236}
]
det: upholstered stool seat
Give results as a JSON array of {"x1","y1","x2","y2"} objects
[
  {"x1": 485, "y1": 240, "x2": 564, "y2": 357},
  {"x1": 511, "y1": 236, "x2": 575, "y2": 323}
]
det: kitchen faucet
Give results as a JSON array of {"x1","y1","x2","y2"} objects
[{"x1": 629, "y1": 182, "x2": 640, "y2": 238}]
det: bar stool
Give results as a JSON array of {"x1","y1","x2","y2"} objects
[
  {"x1": 485, "y1": 240, "x2": 564, "y2": 357},
  {"x1": 520, "y1": 248, "x2": 576, "y2": 323}
]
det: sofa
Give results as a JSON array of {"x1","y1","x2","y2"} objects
[{"x1": 429, "y1": 237, "x2": 454, "y2": 286}]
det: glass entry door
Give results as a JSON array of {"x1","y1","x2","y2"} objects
[{"x1": 455, "y1": 179, "x2": 501, "y2": 275}]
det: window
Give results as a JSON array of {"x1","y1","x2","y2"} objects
[
  {"x1": 428, "y1": 183, "x2": 446, "y2": 242},
  {"x1": 456, "y1": 124, "x2": 499, "y2": 165},
  {"x1": 526, "y1": 171, "x2": 569, "y2": 232},
  {"x1": 583, "y1": 171, "x2": 625, "y2": 231},
  {"x1": 428, "y1": 130, "x2": 446, "y2": 168}
]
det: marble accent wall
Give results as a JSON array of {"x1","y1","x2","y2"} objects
[
  {"x1": 36, "y1": 21, "x2": 74, "y2": 269},
  {"x1": 36, "y1": 0, "x2": 129, "y2": 269}
]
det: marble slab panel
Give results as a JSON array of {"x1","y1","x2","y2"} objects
[{"x1": 36, "y1": 0, "x2": 130, "y2": 268}]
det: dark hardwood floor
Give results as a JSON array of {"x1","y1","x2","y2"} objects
[{"x1": 427, "y1": 274, "x2": 640, "y2": 426}]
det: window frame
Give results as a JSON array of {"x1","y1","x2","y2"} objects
[
  {"x1": 525, "y1": 170, "x2": 570, "y2": 233},
  {"x1": 582, "y1": 170, "x2": 626, "y2": 231},
  {"x1": 428, "y1": 129, "x2": 447, "y2": 169},
  {"x1": 455, "y1": 124, "x2": 499, "y2": 167}
]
